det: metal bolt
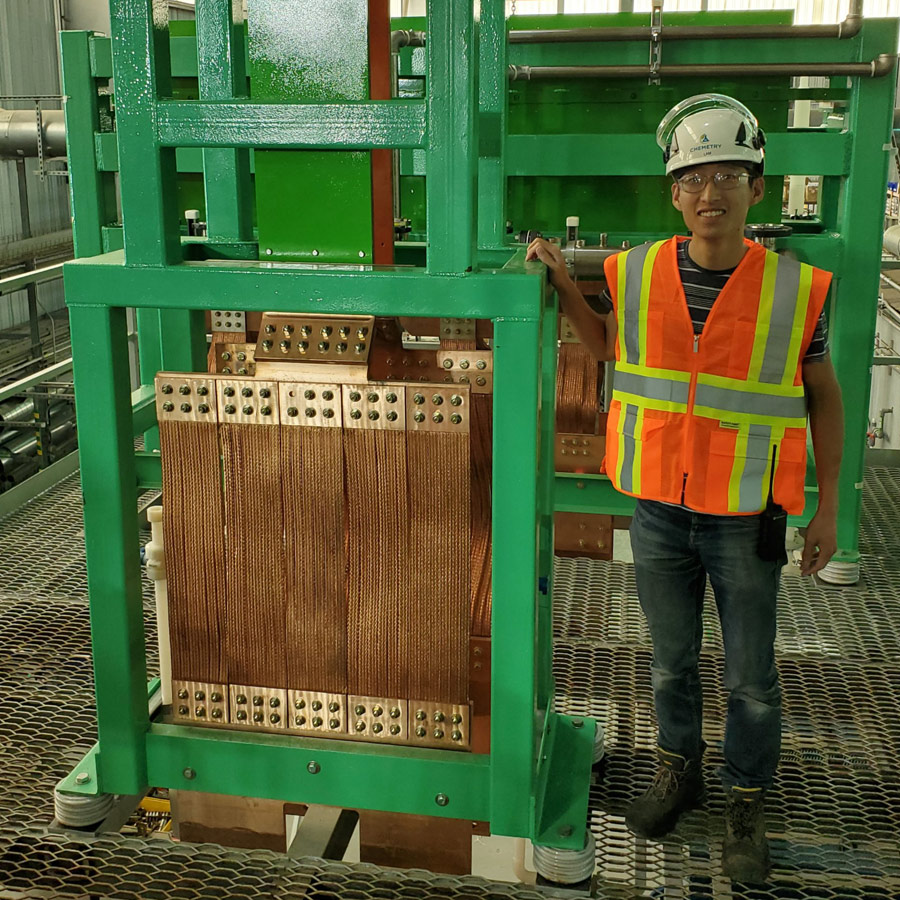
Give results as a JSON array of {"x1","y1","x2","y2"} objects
[
  {"x1": 236, "y1": 352, "x2": 246, "y2": 362},
  {"x1": 434, "y1": 728, "x2": 444, "y2": 740},
  {"x1": 224, "y1": 404, "x2": 236, "y2": 415},
  {"x1": 323, "y1": 408, "x2": 335, "y2": 418},
  {"x1": 295, "y1": 698, "x2": 306, "y2": 709},
  {"x1": 450, "y1": 414, "x2": 462, "y2": 425},
  {"x1": 350, "y1": 409, "x2": 362, "y2": 420},
  {"x1": 161, "y1": 384, "x2": 173, "y2": 394},
  {"x1": 261, "y1": 405, "x2": 272, "y2": 416},
  {"x1": 179, "y1": 384, "x2": 191, "y2": 395},
  {"x1": 415, "y1": 710, "x2": 427, "y2": 721},
  {"x1": 433, "y1": 412, "x2": 444, "y2": 423},
  {"x1": 367, "y1": 392, "x2": 379, "y2": 403},
  {"x1": 385, "y1": 392, "x2": 397, "y2": 403},
  {"x1": 194, "y1": 690, "x2": 205, "y2": 701},
  {"x1": 295, "y1": 715, "x2": 306, "y2": 726},
  {"x1": 212, "y1": 709, "x2": 223, "y2": 720},
  {"x1": 357, "y1": 327, "x2": 369, "y2": 338},
  {"x1": 450, "y1": 395, "x2": 462, "y2": 406},
  {"x1": 224, "y1": 386, "x2": 235, "y2": 397},
  {"x1": 236, "y1": 694, "x2": 247, "y2": 704},
  {"x1": 572, "y1": 719, "x2": 584, "y2": 729},
  {"x1": 252, "y1": 696, "x2": 263, "y2": 706},
  {"x1": 221, "y1": 351, "x2": 232, "y2": 361},
  {"x1": 459, "y1": 359, "x2": 470, "y2": 370},
  {"x1": 265, "y1": 248, "x2": 273, "y2": 256},
  {"x1": 283, "y1": 340, "x2": 294, "y2": 352},
  {"x1": 329, "y1": 718, "x2": 340, "y2": 729},
  {"x1": 476, "y1": 359, "x2": 487, "y2": 370},
  {"x1": 236, "y1": 710, "x2": 248, "y2": 721},
  {"x1": 355, "y1": 343, "x2": 365, "y2": 353},
  {"x1": 390, "y1": 707, "x2": 401, "y2": 718},
  {"x1": 476, "y1": 376, "x2": 486, "y2": 386},
  {"x1": 312, "y1": 717, "x2": 322, "y2": 727},
  {"x1": 451, "y1": 730, "x2": 462, "y2": 741},
  {"x1": 178, "y1": 705, "x2": 189, "y2": 715},
  {"x1": 180, "y1": 403, "x2": 191, "y2": 413},
  {"x1": 368, "y1": 410, "x2": 380, "y2": 421},
  {"x1": 432, "y1": 394, "x2": 444, "y2": 405},
  {"x1": 307, "y1": 761, "x2": 321, "y2": 774},
  {"x1": 287, "y1": 406, "x2": 298, "y2": 417},
  {"x1": 372, "y1": 705, "x2": 383, "y2": 717},
  {"x1": 373, "y1": 722, "x2": 384, "y2": 734},
  {"x1": 162, "y1": 402, "x2": 174, "y2": 413},
  {"x1": 356, "y1": 721, "x2": 366, "y2": 732},
  {"x1": 300, "y1": 325, "x2": 311, "y2": 337},
  {"x1": 242, "y1": 405, "x2": 253, "y2": 415},
  {"x1": 183, "y1": 768, "x2": 196, "y2": 780},
  {"x1": 178, "y1": 688, "x2": 189, "y2": 700},
  {"x1": 336, "y1": 342, "x2": 347, "y2": 353},
  {"x1": 312, "y1": 700, "x2": 323, "y2": 711},
  {"x1": 253, "y1": 712, "x2": 264, "y2": 723},
  {"x1": 198, "y1": 404, "x2": 210, "y2": 414},
  {"x1": 386, "y1": 411, "x2": 398, "y2": 422},
  {"x1": 298, "y1": 341, "x2": 308, "y2": 353},
  {"x1": 304, "y1": 389, "x2": 316, "y2": 400},
  {"x1": 197, "y1": 385, "x2": 209, "y2": 396},
  {"x1": 434, "y1": 711, "x2": 445, "y2": 723},
  {"x1": 358, "y1": 250, "x2": 365, "y2": 258},
  {"x1": 241, "y1": 387, "x2": 252, "y2": 398},
  {"x1": 435, "y1": 793, "x2": 449, "y2": 807},
  {"x1": 270, "y1": 697, "x2": 280, "y2": 708},
  {"x1": 329, "y1": 701, "x2": 340, "y2": 713},
  {"x1": 323, "y1": 390, "x2": 334, "y2": 401},
  {"x1": 321, "y1": 325, "x2": 333, "y2": 337},
  {"x1": 195, "y1": 707, "x2": 206, "y2": 717},
  {"x1": 349, "y1": 391, "x2": 361, "y2": 402},
  {"x1": 305, "y1": 408, "x2": 316, "y2": 418},
  {"x1": 262, "y1": 340, "x2": 272, "y2": 351},
  {"x1": 442, "y1": 359, "x2": 453, "y2": 369},
  {"x1": 339, "y1": 327, "x2": 350, "y2": 339},
  {"x1": 390, "y1": 724, "x2": 401, "y2": 736},
  {"x1": 311, "y1": 249, "x2": 319, "y2": 257},
  {"x1": 283, "y1": 324, "x2": 294, "y2": 336},
  {"x1": 265, "y1": 324, "x2": 276, "y2": 334},
  {"x1": 414, "y1": 411, "x2": 425, "y2": 423},
  {"x1": 413, "y1": 393, "x2": 425, "y2": 404},
  {"x1": 558, "y1": 824, "x2": 574, "y2": 838},
  {"x1": 270, "y1": 713, "x2": 281, "y2": 724},
  {"x1": 259, "y1": 388, "x2": 271, "y2": 399},
  {"x1": 415, "y1": 726, "x2": 427, "y2": 738},
  {"x1": 451, "y1": 713, "x2": 462, "y2": 724},
  {"x1": 318, "y1": 340, "x2": 329, "y2": 352},
  {"x1": 355, "y1": 705, "x2": 366, "y2": 716},
  {"x1": 75, "y1": 772, "x2": 91, "y2": 785}
]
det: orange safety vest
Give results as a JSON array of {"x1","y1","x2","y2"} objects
[{"x1": 603, "y1": 236, "x2": 831, "y2": 516}]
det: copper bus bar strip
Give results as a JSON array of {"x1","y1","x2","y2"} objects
[
  {"x1": 410, "y1": 700, "x2": 471, "y2": 750},
  {"x1": 216, "y1": 377, "x2": 281, "y2": 425},
  {"x1": 435, "y1": 350, "x2": 493, "y2": 393},
  {"x1": 342, "y1": 383, "x2": 407, "y2": 430},
  {"x1": 155, "y1": 374, "x2": 219, "y2": 423},
  {"x1": 228, "y1": 685, "x2": 288, "y2": 730},
  {"x1": 287, "y1": 690, "x2": 347, "y2": 735},
  {"x1": 255, "y1": 312, "x2": 375, "y2": 365},
  {"x1": 172, "y1": 680, "x2": 227, "y2": 725},
  {"x1": 278, "y1": 382, "x2": 344, "y2": 427},
  {"x1": 348, "y1": 696, "x2": 409, "y2": 744},
  {"x1": 406, "y1": 384, "x2": 470, "y2": 434},
  {"x1": 217, "y1": 342, "x2": 256, "y2": 376}
]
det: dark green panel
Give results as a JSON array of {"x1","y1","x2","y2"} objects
[{"x1": 249, "y1": 0, "x2": 373, "y2": 263}]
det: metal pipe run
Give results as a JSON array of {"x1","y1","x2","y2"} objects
[
  {"x1": 508, "y1": 55, "x2": 896, "y2": 81},
  {"x1": 0, "y1": 230, "x2": 73, "y2": 268},
  {"x1": 0, "y1": 108, "x2": 67, "y2": 160},
  {"x1": 390, "y1": 30, "x2": 426, "y2": 53},
  {"x1": 509, "y1": 1, "x2": 863, "y2": 44},
  {"x1": 884, "y1": 224, "x2": 900, "y2": 258}
]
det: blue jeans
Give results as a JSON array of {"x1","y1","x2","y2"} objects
[{"x1": 629, "y1": 499, "x2": 783, "y2": 790}]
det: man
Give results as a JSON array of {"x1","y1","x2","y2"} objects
[{"x1": 526, "y1": 94, "x2": 843, "y2": 883}]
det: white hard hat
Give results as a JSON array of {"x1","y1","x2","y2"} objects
[{"x1": 656, "y1": 93, "x2": 766, "y2": 177}]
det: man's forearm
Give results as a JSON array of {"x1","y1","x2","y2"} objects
[
  {"x1": 808, "y1": 384, "x2": 843, "y2": 512},
  {"x1": 553, "y1": 275, "x2": 613, "y2": 361}
]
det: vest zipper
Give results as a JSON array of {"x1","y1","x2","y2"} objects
[{"x1": 681, "y1": 333, "x2": 701, "y2": 504}]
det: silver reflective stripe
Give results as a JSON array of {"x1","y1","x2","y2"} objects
[
  {"x1": 621, "y1": 242, "x2": 655, "y2": 364},
  {"x1": 614, "y1": 368, "x2": 690, "y2": 405},
  {"x1": 694, "y1": 383, "x2": 807, "y2": 420},
  {"x1": 759, "y1": 254, "x2": 803, "y2": 385},
  {"x1": 619, "y1": 403, "x2": 638, "y2": 493},
  {"x1": 739, "y1": 424, "x2": 773, "y2": 512}
]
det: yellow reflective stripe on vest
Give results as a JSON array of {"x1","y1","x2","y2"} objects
[
  {"x1": 747, "y1": 251, "x2": 779, "y2": 382},
  {"x1": 619, "y1": 241, "x2": 666, "y2": 365},
  {"x1": 616, "y1": 401, "x2": 645, "y2": 494},
  {"x1": 726, "y1": 423, "x2": 786, "y2": 513},
  {"x1": 781, "y1": 263, "x2": 814, "y2": 387}
]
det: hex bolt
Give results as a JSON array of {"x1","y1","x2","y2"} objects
[
  {"x1": 413, "y1": 393, "x2": 425, "y2": 405},
  {"x1": 312, "y1": 700, "x2": 323, "y2": 711},
  {"x1": 433, "y1": 412, "x2": 444, "y2": 423},
  {"x1": 236, "y1": 710, "x2": 248, "y2": 721},
  {"x1": 442, "y1": 359, "x2": 453, "y2": 369},
  {"x1": 161, "y1": 384, "x2": 173, "y2": 394},
  {"x1": 253, "y1": 712, "x2": 264, "y2": 723},
  {"x1": 451, "y1": 713, "x2": 462, "y2": 724},
  {"x1": 305, "y1": 408, "x2": 317, "y2": 418},
  {"x1": 270, "y1": 713, "x2": 281, "y2": 724},
  {"x1": 350, "y1": 409, "x2": 362, "y2": 420},
  {"x1": 415, "y1": 709, "x2": 427, "y2": 721},
  {"x1": 390, "y1": 707, "x2": 401, "y2": 719},
  {"x1": 295, "y1": 715, "x2": 306, "y2": 726},
  {"x1": 386, "y1": 411, "x2": 398, "y2": 422},
  {"x1": 450, "y1": 414, "x2": 462, "y2": 425},
  {"x1": 414, "y1": 411, "x2": 425, "y2": 423},
  {"x1": 295, "y1": 698, "x2": 306, "y2": 710},
  {"x1": 329, "y1": 718, "x2": 340, "y2": 729},
  {"x1": 368, "y1": 410, "x2": 380, "y2": 421},
  {"x1": 415, "y1": 726, "x2": 427, "y2": 738},
  {"x1": 367, "y1": 392, "x2": 379, "y2": 403},
  {"x1": 211, "y1": 709, "x2": 223, "y2": 720},
  {"x1": 323, "y1": 390, "x2": 334, "y2": 401},
  {"x1": 433, "y1": 711, "x2": 445, "y2": 723},
  {"x1": 162, "y1": 402, "x2": 174, "y2": 413},
  {"x1": 312, "y1": 716, "x2": 323, "y2": 727},
  {"x1": 356, "y1": 721, "x2": 366, "y2": 732},
  {"x1": 241, "y1": 387, "x2": 252, "y2": 398},
  {"x1": 558, "y1": 824, "x2": 574, "y2": 838},
  {"x1": 242, "y1": 405, "x2": 253, "y2": 415},
  {"x1": 328, "y1": 701, "x2": 340, "y2": 713},
  {"x1": 349, "y1": 391, "x2": 361, "y2": 402},
  {"x1": 75, "y1": 772, "x2": 91, "y2": 786},
  {"x1": 269, "y1": 697, "x2": 280, "y2": 708},
  {"x1": 323, "y1": 408, "x2": 335, "y2": 419},
  {"x1": 372, "y1": 705, "x2": 383, "y2": 717},
  {"x1": 259, "y1": 388, "x2": 271, "y2": 399},
  {"x1": 476, "y1": 359, "x2": 487, "y2": 370},
  {"x1": 236, "y1": 352, "x2": 246, "y2": 362},
  {"x1": 179, "y1": 384, "x2": 191, "y2": 396},
  {"x1": 432, "y1": 394, "x2": 444, "y2": 405},
  {"x1": 178, "y1": 705, "x2": 189, "y2": 715},
  {"x1": 385, "y1": 392, "x2": 397, "y2": 403},
  {"x1": 221, "y1": 351, "x2": 232, "y2": 361},
  {"x1": 183, "y1": 768, "x2": 196, "y2": 780},
  {"x1": 459, "y1": 359, "x2": 470, "y2": 369},
  {"x1": 194, "y1": 690, "x2": 206, "y2": 701},
  {"x1": 435, "y1": 793, "x2": 449, "y2": 807},
  {"x1": 198, "y1": 404, "x2": 210, "y2": 414},
  {"x1": 180, "y1": 403, "x2": 191, "y2": 413},
  {"x1": 236, "y1": 694, "x2": 247, "y2": 704},
  {"x1": 178, "y1": 688, "x2": 189, "y2": 700},
  {"x1": 224, "y1": 386, "x2": 235, "y2": 397},
  {"x1": 476, "y1": 376, "x2": 487, "y2": 386},
  {"x1": 252, "y1": 696, "x2": 264, "y2": 706},
  {"x1": 195, "y1": 707, "x2": 206, "y2": 717},
  {"x1": 451, "y1": 730, "x2": 462, "y2": 741},
  {"x1": 261, "y1": 406, "x2": 272, "y2": 416},
  {"x1": 355, "y1": 705, "x2": 366, "y2": 716},
  {"x1": 450, "y1": 395, "x2": 463, "y2": 406},
  {"x1": 197, "y1": 385, "x2": 209, "y2": 396},
  {"x1": 307, "y1": 761, "x2": 321, "y2": 775},
  {"x1": 287, "y1": 406, "x2": 299, "y2": 417},
  {"x1": 373, "y1": 723, "x2": 384, "y2": 734},
  {"x1": 224, "y1": 404, "x2": 236, "y2": 415},
  {"x1": 304, "y1": 389, "x2": 316, "y2": 400},
  {"x1": 434, "y1": 728, "x2": 444, "y2": 740},
  {"x1": 390, "y1": 724, "x2": 401, "y2": 736}
]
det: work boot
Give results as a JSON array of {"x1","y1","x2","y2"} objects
[
  {"x1": 625, "y1": 747, "x2": 705, "y2": 839},
  {"x1": 722, "y1": 787, "x2": 770, "y2": 883}
]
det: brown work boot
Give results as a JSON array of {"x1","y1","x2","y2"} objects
[
  {"x1": 625, "y1": 747, "x2": 705, "y2": 839},
  {"x1": 722, "y1": 787, "x2": 770, "y2": 883}
]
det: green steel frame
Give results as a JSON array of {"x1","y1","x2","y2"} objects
[
  {"x1": 59, "y1": 0, "x2": 593, "y2": 850},
  {"x1": 58, "y1": 2, "x2": 897, "y2": 848}
]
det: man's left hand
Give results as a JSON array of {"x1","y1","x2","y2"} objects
[{"x1": 800, "y1": 508, "x2": 837, "y2": 576}]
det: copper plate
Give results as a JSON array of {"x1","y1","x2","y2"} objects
[
  {"x1": 347, "y1": 695, "x2": 408, "y2": 745},
  {"x1": 255, "y1": 313, "x2": 374, "y2": 365},
  {"x1": 342, "y1": 383, "x2": 406, "y2": 430},
  {"x1": 405, "y1": 385, "x2": 470, "y2": 434},
  {"x1": 216, "y1": 378, "x2": 280, "y2": 426},
  {"x1": 286, "y1": 690, "x2": 346, "y2": 735},
  {"x1": 155, "y1": 374, "x2": 219, "y2": 424},
  {"x1": 278, "y1": 382, "x2": 343, "y2": 428},
  {"x1": 172, "y1": 681, "x2": 228, "y2": 726},
  {"x1": 228, "y1": 685, "x2": 288, "y2": 730},
  {"x1": 408, "y1": 700, "x2": 471, "y2": 750}
]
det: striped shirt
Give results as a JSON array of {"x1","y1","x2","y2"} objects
[{"x1": 592, "y1": 240, "x2": 829, "y2": 362}]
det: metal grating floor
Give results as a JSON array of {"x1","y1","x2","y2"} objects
[{"x1": 1, "y1": 469, "x2": 899, "y2": 898}]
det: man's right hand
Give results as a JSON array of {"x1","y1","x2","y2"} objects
[{"x1": 526, "y1": 237, "x2": 572, "y2": 291}]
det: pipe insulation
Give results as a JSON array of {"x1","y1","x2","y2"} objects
[
  {"x1": 0, "y1": 229, "x2": 73, "y2": 268},
  {"x1": 0, "y1": 108, "x2": 67, "y2": 160}
]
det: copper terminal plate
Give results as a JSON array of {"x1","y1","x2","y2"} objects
[
  {"x1": 216, "y1": 342, "x2": 256, "y2": 376},
  {"x1": 409, "y1": 701, "x2": 471, "y2": 750},
  {"x1": 286, "y1": 690, "x2": 346, "y2": 735},
  {"x1": 554, "y1": 511, "x2": 613, "y2": 559},
  {"x1": 559, "y1": 315, "x2": 580, "y2": 344},
  {"x1": 555, "y1": 433, "x2": 605, "y2": 473},
  {"x1": 172, "y1": 681, "x2": 228, "y2": 726},
  {"x1": 434, "y1": 350, "x2": 492, "y2": 393},
  {"x1": 439, "y1": 317, "x2": 476, "y2": 341},
  {"x1": 255, "y1": 313, "x2": 374, "y2": 365},
  {"x1": 228, "y1": 685, "x2": 288, "y2": 730},
  {"x1": 155, "y1": 374, "x2": 219, "y2": 424},
  {"x1": 278, "y1": 382, "x2": 343, "y2": 428},
  {"x1": 211, "y1": 310, "x2": 246, "y2": 333},
  {"x1": 216, "y1": 377, "x2": 280, "y2": 426},
  {"x1": 342, "y1": 383, "x2": 406, "y2": 430},
  {"x1": 348, "y1": 696, "x2": 408, "y2": 744},
  {"x1": 406, "y1": 385, "x2": 470, "y2": 434}
]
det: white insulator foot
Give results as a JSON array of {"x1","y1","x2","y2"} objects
[
  {"x1": 54, "y1": 786, "x2": 114, "y2": 828},
  {"x1": 592, "y1": 720, "x2": 606, "y2": 766},
  {"x1": 533, "y1": 828, "x2": 596, "y2": 886},
  {"x1": 818, "y1": 559, "x2": 860, "y2": 585}
]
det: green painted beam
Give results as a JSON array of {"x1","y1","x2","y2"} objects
[
  {"x1": 89, "y1": 34, "x2": 113, "y2": 78},
  {"x1": 134, "y1": 451, "x2": 162, "y2": 491},
  {"x1": 64, "y1": 253, "x2": 539, "y2": 319},
  {"x1": 145, "y1": 725, "x2": 491, "y2": 820},
  {"x1": 506, "y1": 131, "x2": 850, "y2": 177},
  {"x1": 156, "y1": 100, "x2": 428, "y2": 149}
]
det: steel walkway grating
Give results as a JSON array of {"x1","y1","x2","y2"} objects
[{"x1": 1, "y1": 469, "x2": 899, "y2": 897}]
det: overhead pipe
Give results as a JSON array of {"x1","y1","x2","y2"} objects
[
  {"x1": 508, "y1": 54, "x2": 896, "y2": 81},
  {"x1": 391, "y1": 29, "x2": 426, "y2": 53},
  {"x1": 0, "y1": 229, "x2": 74, "y2": 268},
  {"x1": 509, "y1": 0, "x2": 863, "y2": 44},
  {"x1": 0, "y1": 108, "x2": 67, "y2": 160}
]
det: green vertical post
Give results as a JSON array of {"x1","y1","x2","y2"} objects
[
  {"x1": 196, "y1": 0, "x2": 253, "y2": 241},
  {"x1": 828, "y1": 25, "x2": 898, "y2": 569},
  {"x1": 425, "y1": 1, "x2": 477, "y2": 273},
  {"x1": 109, "y1": 0, "x2": 180, "y2": 265},
  {"x1": 59, "y1": 31, "x2": 118, "y2": 259},
  {"x1": 490, "y1": 310, "x2": 542, "y2": 836},
  {"x1": 159, "y1": 309, "x2": 208, "y2": 371},
  {"x1": 477, "y1": 0, "x2": 507, "y2": 251},
  {"x1": 68, "y1": 301, "x2": 148, "y2": 795}
]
